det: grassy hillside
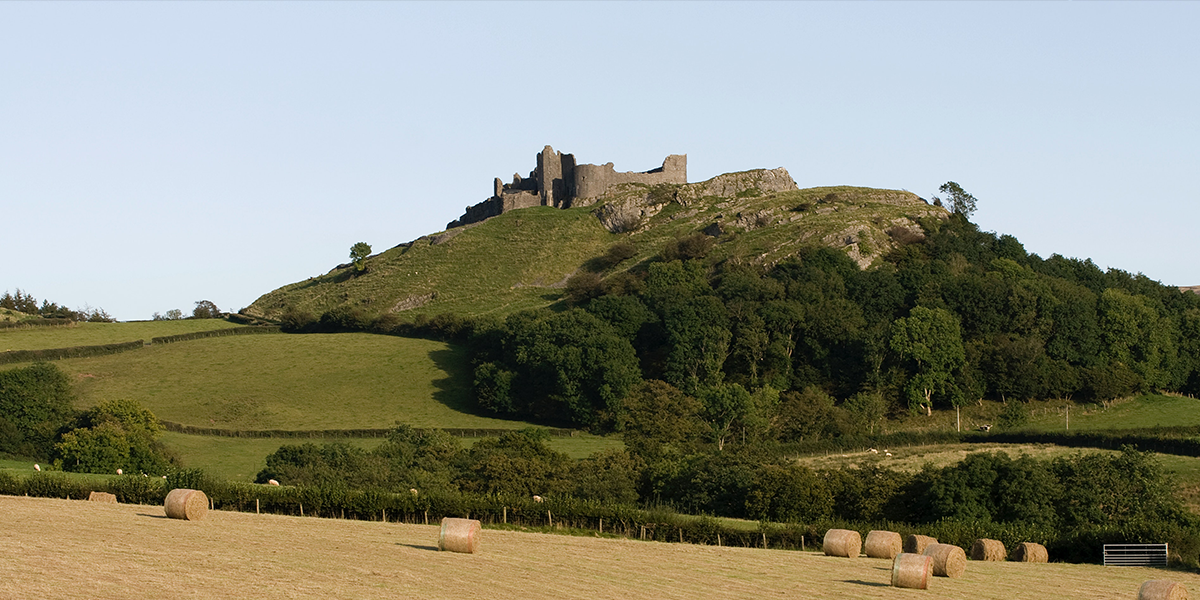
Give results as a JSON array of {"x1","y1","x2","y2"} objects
[
  {"x1": 3, "y1": 495, "x2": 1195, "y2": 600},
  {"x1": 0, "y1": 318, "x2": 241, "y2": 352},
  {"x1": 245, "y1": 181, "x2": 943, "y2": 321},
  {"x1": 41, "y1": 332, "x2": 515, "y2": 431}
]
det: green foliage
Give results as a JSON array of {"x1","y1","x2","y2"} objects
[
  {"x1": 474, "y1": 309, "x2": 641, "y2": 430},
  {"x1": 891, "y1": 306, "x2": 966, "y2": 414},
  {"x1": 934, "y1": 181, "x2": 978, "y2": 219},
  {"x1": 996, "y1": 400, "x2": 1031, "y2": 429},
  {"x1": 55, "y1": 398, "x2": 175, "y2": 475},
  {"x1": 0, "y1": 363, "x2": 76, "y2": 459},
  {"x1": 349, "y1": 242, "x2": 372, "y2": 273},
  {"x1": 192, "y1": 300, "x2": 221, "y2": 319},
  {"x1": 620, "y1": 380, "x2": 706, "y2": 460}
]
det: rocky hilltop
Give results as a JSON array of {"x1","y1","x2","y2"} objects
[{"x1": 243, "y1": 148, "x2": 945, "y2": 322}]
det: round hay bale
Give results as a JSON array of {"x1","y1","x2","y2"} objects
[
  {"x1": 1139, "y1": 580, "x2": 1188, "y2": 600},
  {"x1": 438, "y1": 517, "x2": 482, "y2": 554},
  {"x1": 164, "y1": 488, "x2": 208, "y2": 521},
  {"x1": 1009, "y1": 541, "x2": 1048, "y2": 563},
  {"x1": 970, "y1": 538, "x2": 1006, "y2": 561},
  {"x1": 87, "y1": 491, "x2": 117, "y2": 504},
  {"x1": 864, "y1": 530, "x2": 903, "y2": 559},
  {"x1": 903, "y1": 534, "x2": 938, "y2": 554},
  {"x1": 891, "y1": 553, "x2": 933, "y2": 589},
  {"x1": 923, "y1": 543, "x2": 967, "y2": 578},
  {"x1": 822, "y1": 528, "x2": 862, "y2": 558}
]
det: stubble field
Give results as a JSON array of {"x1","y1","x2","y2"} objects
[{"x1": 2, "y1": 495, "x2": 1197, "y2": 600}]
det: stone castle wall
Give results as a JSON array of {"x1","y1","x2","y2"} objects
[
  {"x1": 447, "y1": 145, "x2": 686, "y2": 228},
  {"x1": 572, "y1": 154, "x2": 686, "y2": 206}
]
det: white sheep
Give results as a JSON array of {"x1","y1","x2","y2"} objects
[
  {"x1": 868, "y1": 448, "x2": 878, "y2": 454},
  {"x1": 885, "y1": 452, "x2": 893, "y2": 457},
  {"x1": 268, "y1": 479, "x2": 280, "y2": 486},
  {"x1": 533, "y1": 495, "x2": 544, "y2": 503},
  {"x1": 116, "y1": 468, "x2": 123, "y2": 475},
  {"x1": 33, "y1": 464, "x2": 40, "y2": 472},
  {"x1": 409, "y1": 488, "x2": 418, "y2": 497}
]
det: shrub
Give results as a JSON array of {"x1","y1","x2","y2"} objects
[{"x1": 660, "y1": 233, "x2": 714, "y2": 262}]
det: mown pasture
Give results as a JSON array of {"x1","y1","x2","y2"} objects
[
  {"x1": 2, "y1": 494, "x2": 1196, "y2": 600},
  {"x1": 0, "y1": 318, "x2": 241, "y2": 351}
]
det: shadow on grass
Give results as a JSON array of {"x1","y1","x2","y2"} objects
[
  {"x1": 136, "y1": 513, "x2": 169, "y2": 519},
  {"x1": 427, "y1": 347, "x2": 489, "y2": 418},
  {"x1": 842, "y1": 580, "x2": 890, "y2": 588},
  {"x1": 398, "y1": 544, "x2": 439, "y2": 552}
]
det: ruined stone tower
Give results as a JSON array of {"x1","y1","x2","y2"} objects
[{"x1": 448, "y1": 145, "x2": 686, "y2": 229}]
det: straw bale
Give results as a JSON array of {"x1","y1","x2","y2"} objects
[
  {"x1": 438, "y1": 517, "x2": 482, "y2": 554},
  {"x1": 164, "y1": 488, "x2": 208, "y2": 521},
  {"x1": 1009, "y1": 541, "x2": 1048, "y2": 563},
  {"x1": 864, "y1": 530, "x2": 902, "y2": 559},
  {"x1": 903, "y1": 534, "x2": 938, "y2": 554},
  {"x1": 923, "y1": 543, "x2": 967, "y2": 578},
  {"x1": 891, "y1": 553, "x2": 932, "y2": 589},
  {"x1": 970, "y1": 538, "x2": 1006, "y2": 561},
  {"x1": 822, "y1": 528, "x2": 861, "y2": 558},
  {"x1": 1139, "y1": 580, "x2": 1188, "y2": 600},
  {"x1": 87, "y1": 491, "x2": 117, "y2": 504}
]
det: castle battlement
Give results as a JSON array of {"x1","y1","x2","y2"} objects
[{"x1": 448, "y1": 145, "x2": 686, "y2": 229}]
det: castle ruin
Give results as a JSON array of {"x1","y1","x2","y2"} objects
[{"x1": 447, "y1": 145, "x2": 686, "y2": 229}]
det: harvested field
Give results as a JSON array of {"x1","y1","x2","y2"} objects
[{"x1": 2, "y1": 495, "x2": 1199, "y2": 600}]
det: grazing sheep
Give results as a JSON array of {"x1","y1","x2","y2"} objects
[
  {"x1": 116, "y1": 468, "x2": 123, "y2": 475},
  {"x1": 268, "y1": 479, "x2": 280, "y2": 486},
  {"x1": 869, "y1": 448, "x2": 878, "y2": 454},
  {"x1": 533, "y1": 495, "x2": 544, "y2": 503},
  {"x1": 33, "y1": 464, "x2": 40, "y2": 472},
  {"x1": 409, "y1": 488, "x2": 419, "y2": 496},
  {"x1": 885, "y1": 452, "x2": 893, "y2": 457}
]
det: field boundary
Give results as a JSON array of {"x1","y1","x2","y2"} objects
[
  {"x1": 0, "y1": 326, "x2": 280, "y2": 365},
  {"x1": 0, "y1": 340, "x2": 146, "y2": 365},
  {"x1": 160, "y1": 421, "x2": 578, "y2": 438}
]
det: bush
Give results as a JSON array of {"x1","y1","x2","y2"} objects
[{"x1": 660, "y1": 233, "x2": 714, "y2": 262}]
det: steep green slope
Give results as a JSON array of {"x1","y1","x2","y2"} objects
[
  {"x1": 245, "y1": 172, "x2": 945, "y2": 322},
  {"x1": 48, "y1": 332, "x2": 518, "y2": 431}
]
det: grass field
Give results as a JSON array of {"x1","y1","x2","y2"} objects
[
  {"x1": 0, "y1": 318, "x2": 242, "y2": 352},
  {"x1": 2, "y1": 495, "x2": 1196, "y2": 600},
  {"x1": 44, "y1": 332, "x2": 522, "y2": 431}
]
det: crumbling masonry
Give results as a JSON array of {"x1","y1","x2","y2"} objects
[{"x1": 447, "y1": 145, "x2": 686, "y2": 229}]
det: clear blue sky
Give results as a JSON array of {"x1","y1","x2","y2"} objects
[{"x1": 3, "y1": 2, "x2": 1197, "y2": 321}]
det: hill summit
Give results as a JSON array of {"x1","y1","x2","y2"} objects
[{"x1": 243, "y1": 146, "x2": 945, "y2": 322}]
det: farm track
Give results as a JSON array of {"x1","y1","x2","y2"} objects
[{"x1": 2, "y1": 495, "x2": 1198, "y2": 600}]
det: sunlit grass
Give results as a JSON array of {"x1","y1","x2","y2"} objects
[{"x1": 0, "y1": 319, "x2": 242, "y2": 352}]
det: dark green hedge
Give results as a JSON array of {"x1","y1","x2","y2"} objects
[
  {"x1": 0, "y1": 340, "x2": 145, "y2": 365},
  {"x1": 159, "y1": 422, "x2": 577, "y2": 439},
  {"x1": 150, "y1": 326, "x2": 281, "y2": 345},
  {"x1": 0, "y1": 318, "x2": 74, "y2": 330}
]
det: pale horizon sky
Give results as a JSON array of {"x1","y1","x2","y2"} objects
[{"x1": 3, "y1": 2, "x2": 1198, "y2": 321}]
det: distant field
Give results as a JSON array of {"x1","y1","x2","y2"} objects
[
  {"x1": 48, "y1": 332, "x2": 523, "y2": 431},
  {"x1": 796, "y1": 442, "x2": 1200, "y2": 513},
  {"x1": 161, "y1": 431, "x2": 624, "y2": 482},
  {"x1": 1024, "y1": 394, "x2": 1200, "y2": 431},
  {"x1": 0, "y1": 318, "x2": 241, "y2": 352},
  {"x1": 3, "y1": 495, "x2": 1195, "y2": 600}
]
